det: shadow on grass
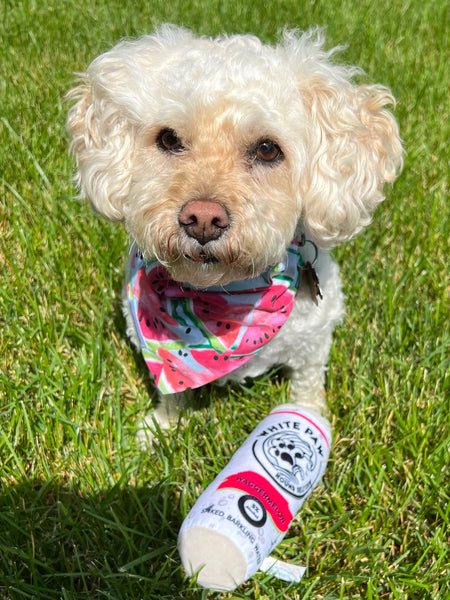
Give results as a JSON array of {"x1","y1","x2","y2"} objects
[{"x1": 0, "y1": 478, "x2": 198, "y2": 600}]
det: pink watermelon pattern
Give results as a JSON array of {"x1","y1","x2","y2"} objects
[{"x1": 126, "y1": 243, "x2": 303, "y2": 394}]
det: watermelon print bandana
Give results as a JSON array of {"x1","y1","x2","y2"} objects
[{"x1": 126, "y1": 241, "x2": 303, "y2": 394}]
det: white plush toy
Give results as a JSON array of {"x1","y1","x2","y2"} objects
[{"x1": 178, "y1": 405, "x2": 331, "y2": 591}]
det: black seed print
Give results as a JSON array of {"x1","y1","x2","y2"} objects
[
  {"x1": 186, "y1": 328, "x2": 191, "y2": 334},
  {"x1": 217, "y1": 321, "x2": 222, "y2": 327},
  {"x1": 225, "y1": 323, "x2": 231, "y2": 330}
]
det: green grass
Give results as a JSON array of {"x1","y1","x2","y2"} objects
[{"x1": 0, "y1": 0, "x2": 448, "y2": 598}]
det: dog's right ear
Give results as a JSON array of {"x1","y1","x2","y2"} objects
[
  {"x1": 66, "y1": 82, "x2": 133, "y2": 222},
  {"x1": 66, "y1": 73, "x2": 135, "y2": 221}
]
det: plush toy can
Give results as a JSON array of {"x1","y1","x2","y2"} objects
[{"x1": 178, "y1": 404, "x2": 332, "y2": 591}]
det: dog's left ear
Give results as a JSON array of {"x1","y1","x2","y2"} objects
[{"x1": 284, "y1": 31, "x2": 403, "y2": 247}]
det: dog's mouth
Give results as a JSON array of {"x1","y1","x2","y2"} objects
[{"x1": 184, "y1": 252, "x2": 219, "y2": 265}]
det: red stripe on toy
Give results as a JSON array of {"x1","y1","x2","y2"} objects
[{"x1": 217, "y1": 470, "x2": 293, "y2": 532}]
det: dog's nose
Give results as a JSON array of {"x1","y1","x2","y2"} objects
[{"x1": 178, "y1": 200, "x2": 230, "y2": 245}]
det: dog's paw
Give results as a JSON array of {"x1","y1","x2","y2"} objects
[
  {"x1": 135, "y1": 393, "x2": 188, "y2": 450},
  {"x1": 135, "y1": 413, "x2": 166, "y2": 450}
]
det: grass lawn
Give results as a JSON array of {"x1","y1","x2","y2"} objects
[{"x1": 0, "y1": 0, "x2": 448, "y2": 598}]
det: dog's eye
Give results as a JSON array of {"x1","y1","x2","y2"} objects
[
  {"x1": 157, "y1": 128, "x2": 185, "y2": 154},
  {"x1": 254, "y1": 140, "x2": 283, "y2": 164}
]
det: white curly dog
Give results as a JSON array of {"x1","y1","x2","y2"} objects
[{"x1": 67, "y1": 25, "x2": 402, "y2": 442}]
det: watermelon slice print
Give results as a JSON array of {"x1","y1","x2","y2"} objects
[{"x1": 126, "y1": 240, "x2": 303, "y2": 394}]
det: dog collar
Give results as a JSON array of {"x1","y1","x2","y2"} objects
[{"x1": 126, "y1": 241, "x2": 303, "y2": 394}]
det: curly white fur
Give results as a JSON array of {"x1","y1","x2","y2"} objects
[{"x1": 67, "y1": 25, "x2": 402, "y2": 437}]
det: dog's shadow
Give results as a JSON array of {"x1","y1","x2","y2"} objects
[
  {"x1": 0, "y1": 477, "x2": 201, "y2": 598},
  {"x1": 0, "y1": 299, "x2": 211, "y2": 597}
]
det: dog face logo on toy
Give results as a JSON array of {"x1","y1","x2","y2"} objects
[{"x1": 253, "y1": 431, "x2": 318, "y2": 498}]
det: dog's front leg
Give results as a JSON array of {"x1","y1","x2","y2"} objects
[
  {"x1": 122, "y1": 287, "x2": 190, "y2": 446},
  {"x1": 286, "y1": 250, "x2": 345, "y2": 418}
]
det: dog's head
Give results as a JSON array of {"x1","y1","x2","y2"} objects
[{"x1": 67, "y1": 25, "x2": 402, "y2": 287}]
